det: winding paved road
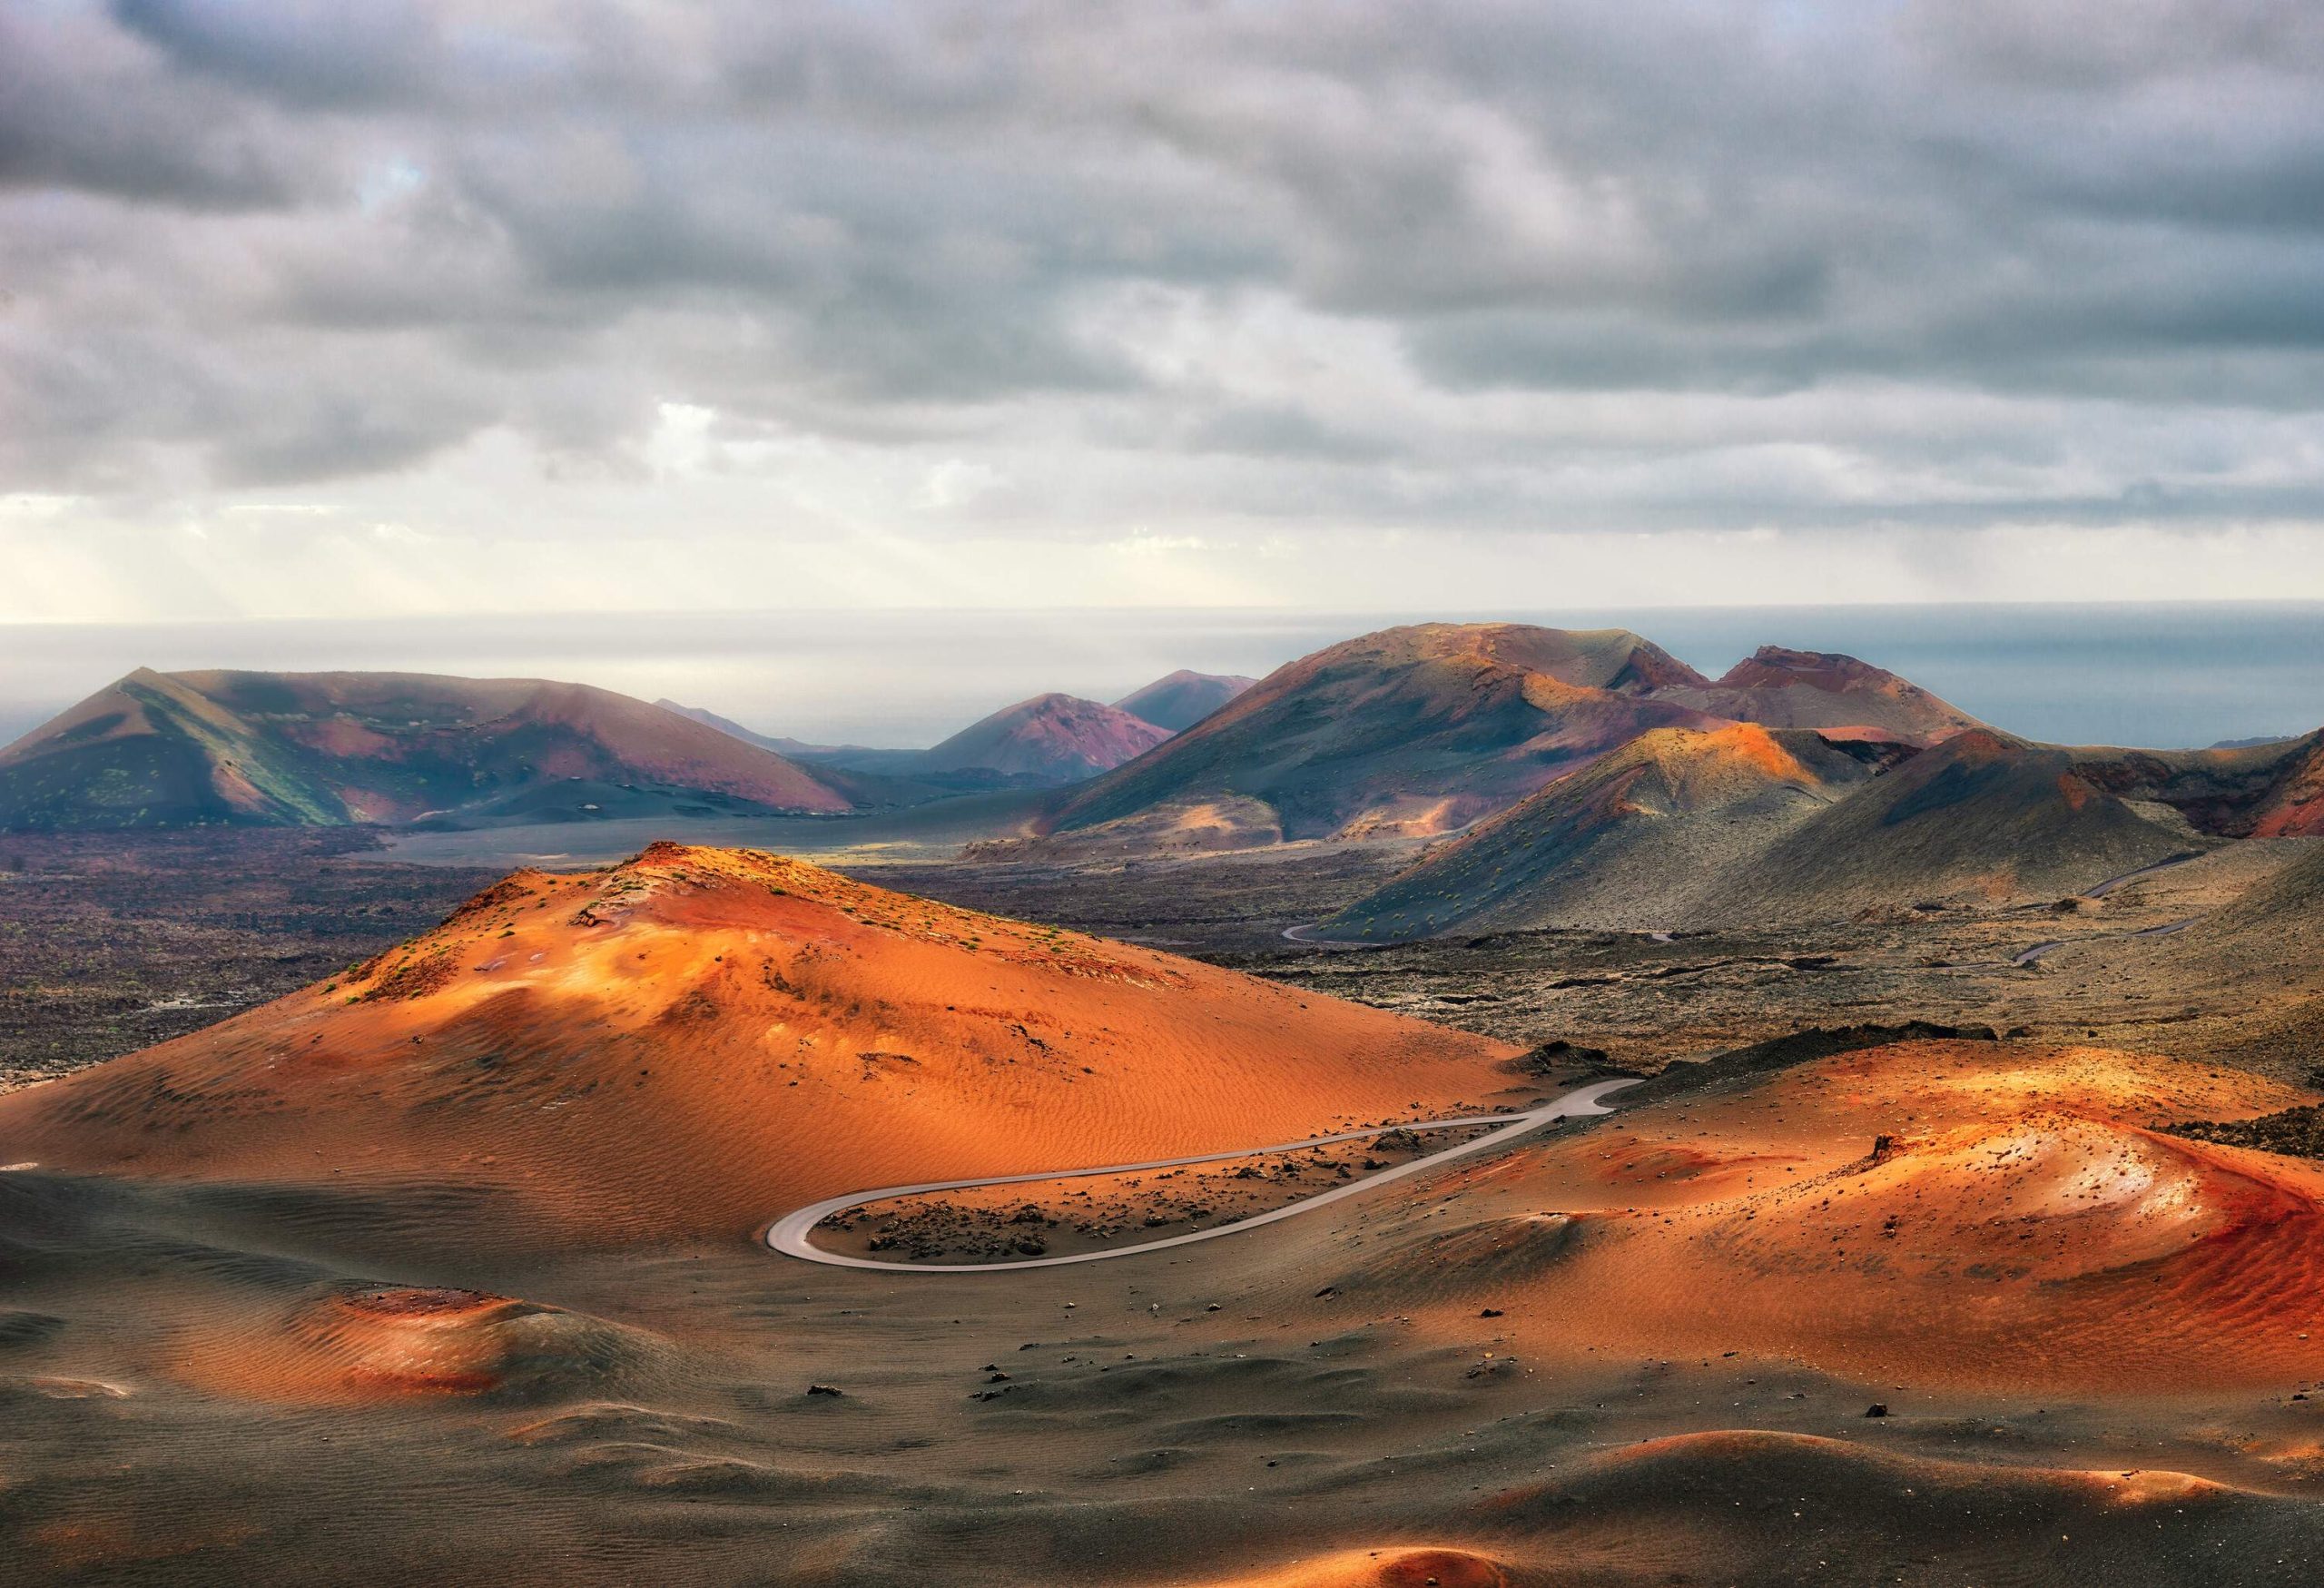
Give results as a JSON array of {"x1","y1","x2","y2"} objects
[
  {"x1": 2084, "y1": 852, "x2": 2202, "y2": 899},
  {"x1": 765, "y1": 1078, "x2": 1640, "y2": 1273},
  {"x1": 2012, "y1": 853, "x2": 2211, "y2": 965}
]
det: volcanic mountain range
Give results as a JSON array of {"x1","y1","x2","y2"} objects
[
  {"x1": 10, "y1": 628, "x2": 2322, "y2": 949},
  {"x1": 1042, "y1": 625, "x2": 1991, "y2": 849},
  {"x1": 0, "y1": 667, "x2": 1256, "y2": 833},
  {"x1": 0, "y1": 668, "x2": 864, "y2": 833},
  {"x1": 994, "y1": 622, "x2": 2324, "y2": 936}
]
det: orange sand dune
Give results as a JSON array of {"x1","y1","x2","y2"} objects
[
  {"x1": 1179, "y1": 1549, "x2": 1509, "y2": 1588},
  {"x1": 175, "y1": 1284, "x2": 648, "y2": 1404},
  {"x1": 1318, "y1": 1041, "x2": 2324, "y2": 1393},
  {"x1": 0, "y1": 844, "x2": 1515, "y2": 1248}
]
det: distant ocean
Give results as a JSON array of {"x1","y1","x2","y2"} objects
[{"x1": 2, "y1": 603, "x2": 2319, "y2": 754}]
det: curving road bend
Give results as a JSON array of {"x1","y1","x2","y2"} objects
[
  {"x1": 1280, "y1": 922, "x2": 1375, "y2": 951},
  {"x1": 2011, "y1": 853, "x2": 2211, "y2": 965},
  {"x1": 2084, "y1": 852, "x2": 2203, "y2": 899},
  {"x1": 765, "y1": 1078, "x2": 1640, "y2": 1273}
]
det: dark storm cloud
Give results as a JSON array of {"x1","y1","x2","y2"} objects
[
  {"x1": 0, "y1": 5, "x2": 307, "y2": 206},
  {"x1": 110, "y1": 0, "x2": 448, "y2": 109},
  {"x1": 4, "y1": 0, "x2": 2324, "y2": 534}
]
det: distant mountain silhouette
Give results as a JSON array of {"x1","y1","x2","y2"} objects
[
  {"x1": 918, "y1": 693, "x2": 1172, "y2": 784},
  {"x1": 0, "y1": 670, "x2": 857, "y2": 831},
  {"x1": 1112, "y1": 670, "x2": 1257, "y2": 732}
]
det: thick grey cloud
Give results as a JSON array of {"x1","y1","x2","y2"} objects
[
  {"x1": 110, "y1": 0, "x2": 450, "y2": 109},
  {"x1": 5, "y1": 0, "x2": 2324, "y2": 614}
]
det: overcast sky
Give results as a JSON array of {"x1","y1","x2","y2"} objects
[{"x1": 7, "y1": 0, "x2": 2324, "y2": 620}]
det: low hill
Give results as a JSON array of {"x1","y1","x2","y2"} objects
[
  {"x1": 1719, "y1": 730, "x2": 2191, "y2": 921},
  {"x1": 653, "y1": 698, "x2": 1035, "y2": 802},
  {"x1": 917, "y1": 693, "x2": 1171, "y2": 784},
  {"x1": 1650, "y1": 646, "x2": 1985, "y2": 744},
  {"x1": 1312, "y1": 1037, "x2": 2324, "y2": 1394},
  {"x1": 0, "y1": 844, "x2": 1513, "y2": 1247},
  {"x1": 1112, "y1": 670, "x2": 1257, "y2": 732},
  {"x1": 667, "y1": 691, "x2": 1181, "y2": 788},
  {"x1": 1315, "y1": 725, "x2": 1887, "y2": 939},
  {"x1": 2172, "y1": 835, "x2": 2324, "y2": 970},
  {"x1": 0, "y1": 670, "x2": 857, "y2": 832},
  {"x1": 652, "y1": 699, "x2": 843, "y2": 760},
  {"x1": 1050, "y1": 625, "x2": 1723, "y2": 843}
]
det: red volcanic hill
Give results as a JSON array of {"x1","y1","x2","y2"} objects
[
  {"x1": 1652, "y1": 646, "x2": 1986, "y2": 744},
  {"x1": 0, "y1": 844, "x2": 1514, "y2": 1247},
  {"x1": 1049, "y1": 625, "x2": 1728, "y2": 844},
  {"x1": 1315, "y1": 1039, "x2": 2324, "y2": 1395},
  {"x1": 919, "y1": 692, "x2": 1173, "y2": 785},
  {"x1": 1112, "y1": 670, "x2": 1258, "y2": 733},
  {"x1": 1317, "y1": 724, "x2": 1892, "y2": 939},
  {"x1": 0, "y1": 670, "x2": 859, "y2": 832}
]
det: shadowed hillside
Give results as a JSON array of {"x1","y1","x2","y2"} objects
[
  {"x1": 1319, "y1": 727, "x2": 2192, "y2": 941},
  {"x1": 1316, "y1": 725, "x2": 1890, "y2": 939},
  {"x1": 1113, "y1": 670, "x2": 1258, "y2": 732},
  {"x1": 1719, "y1": 730, "x2": 2191, "y2": 921}
]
